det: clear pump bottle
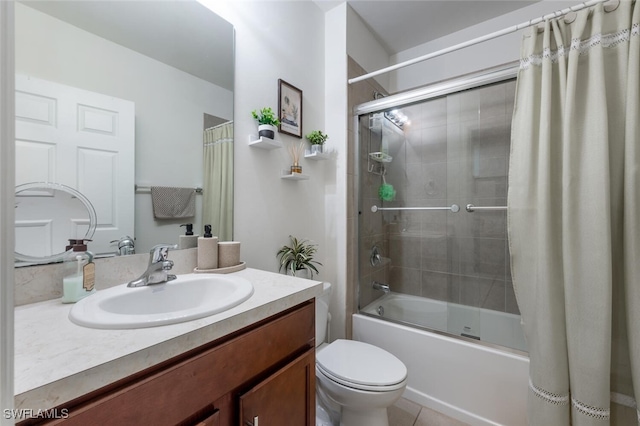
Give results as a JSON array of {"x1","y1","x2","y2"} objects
[{"x1": 61, "y1": 239, "x2": 96, "y2": 303}]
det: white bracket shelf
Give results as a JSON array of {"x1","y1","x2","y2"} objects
[
  {"x1": 248, "y1": 135, "x2": 283, "y2": 150},
  {"x1": 369, "y1": 152, "x2": 392, "y2": 163},
  {"x1": 280, "y1": 171, "x2": 309, "y2": 180},
  {"x1": 304, "y1": 150, "x2": 330, "y2": 160}
]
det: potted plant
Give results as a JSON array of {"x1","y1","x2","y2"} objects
[
  {"x1": 251, "y1": 107, "x2": 281, "y2": 139},
  {"x1": 305, "y1": 130, "x2": 328, "y2": 154},
  {"x1": 276, "y1": 235, "x2": 322, "y2": 279}
]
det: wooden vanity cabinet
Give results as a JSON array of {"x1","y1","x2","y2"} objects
[
  {"x1": 23, "y1": 300, "x2": 315, "y2": 426},
  {"x1": 239, "y1": 350, "x2": 315, "y2": 425}
]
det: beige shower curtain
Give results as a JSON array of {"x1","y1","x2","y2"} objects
[
  {"x1": 203, "y1": 121, "x2": 233, "y2": 241},
  {"x1": 509, "y1": 1, "x2": 639, "y2": 424}
]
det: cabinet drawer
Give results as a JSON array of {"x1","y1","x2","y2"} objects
[{"x1": 41, "y1": 301, "x2": 314, "y2": 426}]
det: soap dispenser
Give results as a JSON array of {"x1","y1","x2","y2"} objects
[
  {"x1": 179, "y1": 223, "x2": 199, "y2": 249},
  {"x1": 61, "y1": 239, "x2": 96, "y2": 303},
  {"x1": 197, "y1": 225, "x2": 218, "y2": 270}
]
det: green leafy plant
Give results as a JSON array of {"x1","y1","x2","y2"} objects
[
  {"x1": 276, "y1": 235, "x2": 322, "y2": 278},
  {"x1": 305, "y1": 130, "x2": 329, "y2": 145},
  {"x1": 251, "y1": 107, "x2": 281, "y2": 126}
]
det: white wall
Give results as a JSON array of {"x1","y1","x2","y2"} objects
[
  {"x1": 346, "y1": 5, "x2": 390, "y2": 91},
  {"x1": 15, "y1": 3, "x2": 233, "y2": 253},
  {"x1": 324, "y1": 3, "x2": 349, "y2": 341},
  {"x1": 390, "y1": 1, "x2": 581, "y2": 92},
  {"x1": 199, "y1": 1, "x2": 347, "y2": 334}
]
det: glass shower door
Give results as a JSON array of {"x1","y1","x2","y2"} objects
[{"x1": 358, "y1": 79, "x2": 525, "y2": 352}]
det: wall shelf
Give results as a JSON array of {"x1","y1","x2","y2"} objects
[
  {"x1": 304, "y1": 150, "x2": 330, "y2": 161},
  {"x1": 248, "y1": 135, "x2": 283, "y2": 150},
  {"x1": 369, "y1": 152, "x2": 393, "y2": 163},
  {"x1": 281, "y1": 171, "x2": 309, "y2": 180}
]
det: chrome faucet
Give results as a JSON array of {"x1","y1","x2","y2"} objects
[
  {"x1": 127, "y1": 244, "x2": 178, "y2": 287},
  {"x1": 372, "y1": 280, "x2": 390, "y2": 294},
  {"x1": 111, "y1": 235, "x2": 135, "y2": 256}
]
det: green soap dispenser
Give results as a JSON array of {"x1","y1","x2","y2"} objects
[{"x1": 61, "y1": 239, "x2": 96, "y2": 303}]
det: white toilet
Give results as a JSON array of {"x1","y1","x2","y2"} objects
[{"x1": 315, "y1": 283, "x2": 408, "y2": 426}]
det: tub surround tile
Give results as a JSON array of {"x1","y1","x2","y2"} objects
[
  {"x1": 420, "y1": 234, "x2": 449, "y2": 272},
  {"x1": 390, "y1": 234, "x2": 421, "y2": 269},
  {"x1": 478, "y1": 83, "x2": 507, "y2": 120},
  {"x1": 419, "y1": 126, "x2": 448, "y2": 165},
  {"x1": 455, "y1": 90, "x2": 481, "y2": 124},
  {"x1": 505, "y1": 281, "x2": 521, "y2": 315},
  {"x1": 456, "y1": 237, "x2": 506, "y2": 279},
  {"x1": 421, "y1": 270, "x2": 450, "y2": 301},
  {"x1": 389, "y1": 266, "x2": 421, "y2": 296},
  {"x1": 14, "y1": 268, "x2": 322, "y2": 411},
  {"x1": 480, "y1": 279, "x2": 506, "y2": 312}
]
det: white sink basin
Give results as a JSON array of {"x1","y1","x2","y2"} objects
[{"x1": 69, "y1": 274, "x2": 254, "y2": 329}]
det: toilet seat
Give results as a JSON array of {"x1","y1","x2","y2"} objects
[{"x1": 316, "y1": 339, "x2": 407, "y2": 392}]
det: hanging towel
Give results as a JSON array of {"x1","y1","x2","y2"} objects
[{"x1": 150, "y1": 186, "x2": 195, "y2": 219}]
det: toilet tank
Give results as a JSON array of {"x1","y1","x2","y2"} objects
[{"x1": 315, "y1": 282, "x2": 332, "y2": 346}]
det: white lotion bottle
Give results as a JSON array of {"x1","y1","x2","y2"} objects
[{"x1": 197, "y1": 225, "x2": 218, "y2": 270}]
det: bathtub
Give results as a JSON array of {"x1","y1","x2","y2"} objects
[
  {"x1": 360, "y1": 293, "x2": 527, "y2": 352},
  {"x1": 355, "y1": 293, "x2": 530, "y2": 426}
]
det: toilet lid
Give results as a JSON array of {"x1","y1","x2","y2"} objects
[{"x1": 316, "y1": 339, "x2": 407, "y2": 387}]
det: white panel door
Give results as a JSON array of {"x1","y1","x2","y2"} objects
[{"x1": 15, "y1": 75, "x2": 135, "y2": 256}]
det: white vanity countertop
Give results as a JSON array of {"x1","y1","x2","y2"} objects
[{"x1": 14, "y1": 268, "x2": 322, "y2": 411}]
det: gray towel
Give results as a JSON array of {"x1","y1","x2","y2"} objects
[{"x1": 151, "y1": 186, "x2": 195, "y2": 219}]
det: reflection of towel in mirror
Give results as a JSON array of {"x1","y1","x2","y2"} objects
[{"x1": 151, "y1": 186, "x2": 195, "y2": 219}]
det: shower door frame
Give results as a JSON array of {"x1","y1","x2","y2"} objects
[{"x1": 353, "y1": 61, "x2": 521, "y2": 353}]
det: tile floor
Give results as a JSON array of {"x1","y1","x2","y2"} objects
[{"x1": 388, "y1": 398, "x2": 470, "y2": 426}]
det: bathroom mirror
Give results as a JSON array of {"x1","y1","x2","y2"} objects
[
  {"x1": 15, "y1": 182, "x2": 97, "y2": 264},
  {"x1": 14, "y1": 0, "x2": 234, "y2": 263}
]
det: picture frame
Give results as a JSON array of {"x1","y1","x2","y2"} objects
[{"x1": 278, "y1": 79, "x2": 303, "y2": 138}]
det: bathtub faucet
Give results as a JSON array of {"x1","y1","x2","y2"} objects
[{"x1": 372, "y1": 281, "x2": 390, "y2": 294}]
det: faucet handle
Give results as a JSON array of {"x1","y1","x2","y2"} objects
[{"x1": 149, "y1": 243, "x2": 178, "y2": 264}]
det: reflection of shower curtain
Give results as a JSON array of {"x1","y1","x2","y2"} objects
[
  {"x1": 203, "y1": 121, "x2": 233, "y2": 241},
  {"x1": 509, "y1": 1, "x2": 639, "y2": 424}
]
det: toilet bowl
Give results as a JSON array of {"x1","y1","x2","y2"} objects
[{"x1": 315, "y1": 283, "x2": 407, "y2": 426}]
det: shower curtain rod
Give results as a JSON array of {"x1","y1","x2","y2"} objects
[{"x1": 348, "y1": 0, "x2": 616, "y2": 85}]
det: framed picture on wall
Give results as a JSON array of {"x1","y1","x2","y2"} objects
[{"x1": 278, "y1": 79, "x2": 303, "y2": 138}]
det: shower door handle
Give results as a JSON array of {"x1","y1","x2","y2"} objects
[
  {"x1": 371, "y1": 204, "x2": 460, "y2": 213},
  {"x1": 465, "y1": 204, "x2": 507, "y2": 212}
]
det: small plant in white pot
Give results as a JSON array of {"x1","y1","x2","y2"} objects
[
  {"x1": 251, "y1": 107, "x2": 281, "y2": 139},
  {"x1": 305, "y1": 130, "x2": 328, "y2": 154},
  {"x1": 276, "y1": 235, "x2": 322, "y2": 279}
]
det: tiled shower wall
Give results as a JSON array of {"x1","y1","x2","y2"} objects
[
  {"x1": 356, "y1": 77, "x2": 520, "y2": 316},
  {"x1": 347, "y1": 57, "x2": 390, "y2": 328}
]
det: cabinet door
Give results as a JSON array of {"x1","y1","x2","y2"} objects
[{"x1": 239, "y1": 350, "x2": 315, "y2": 426}]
